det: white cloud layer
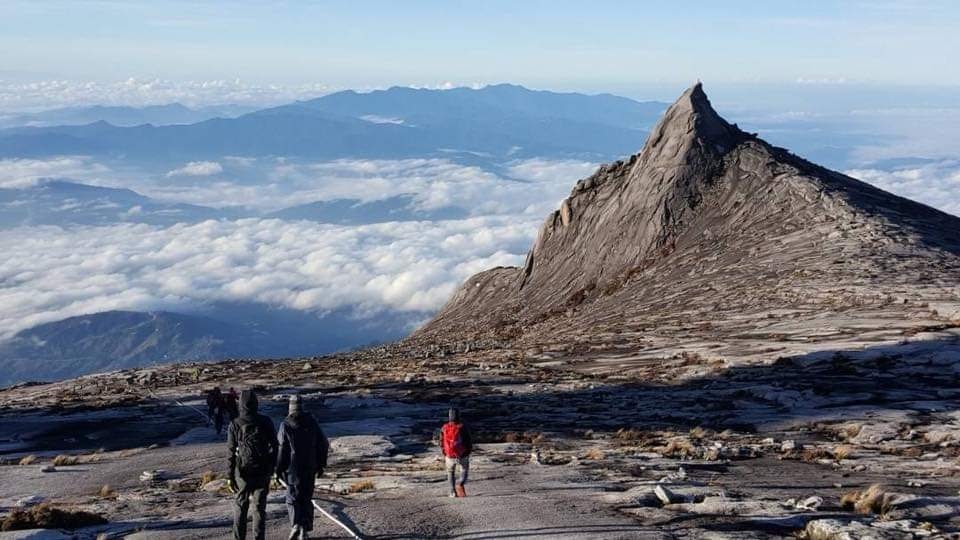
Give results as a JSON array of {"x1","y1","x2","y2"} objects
[
  {"x1": 846, "y1": 160, "x2": 960, "y2": 217},
  {"x1": 0, "y1": 78, "x2": 332, "y2": 112},
  {"x1": 166, "y1": 161, "x2": 223, "y2": 177},
  {"x1": 0, "y1": 156, "x2": 602, "y2": 339},
  {"x1": 122, "y1": 157, "x2": 597, "y2": 215},
  {"x1": 0, "y1": 157, "x2": 112, "y2": 188},
  {"x1": 0, "y1": 217, "x2": 537, "y2": 340}
]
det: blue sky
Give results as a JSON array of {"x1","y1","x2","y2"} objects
[{"x1": 2, "y1": 0, "x2": 958, "y2": 92}]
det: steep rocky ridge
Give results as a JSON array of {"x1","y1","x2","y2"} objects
[{"x1": 414, "y1": 84, "x2": 960, "y2": 370}]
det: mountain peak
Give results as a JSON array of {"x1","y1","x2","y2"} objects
[
  {"x1": 415, "y1": 83, "x2": 960, "y2": 347},
  {"x1": 643, "y1": 82, "x2": 744, "y2": 161}
]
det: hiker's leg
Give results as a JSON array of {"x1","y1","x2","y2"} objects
[
  {"x1": 285, "y1": 490, "x2": 297, "y2": 528},
  {"x1": 301, "y1": 476, "x2": 316, "y2": 530},
  {"x1": 459, "y1": 457, "x2": 470, "y2": 486},
  {"x1": 251, "y1": 483, "x2": 269, "y2": 540},
  {"x1": 445, "y1": 457, "x2": 457, "y2": 495},
  {"x1": 233, "y1": 485, "x2": 250, "y2": 540}
]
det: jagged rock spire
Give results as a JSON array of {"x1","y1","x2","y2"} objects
[
  {"x1": 415, "y1": 82, "x2": 960, "y2": 344},
  {"x1": 641, "y1": 82, "x2": 744, "y2": 165}
]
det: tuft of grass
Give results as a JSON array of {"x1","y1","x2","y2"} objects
[
  {"x1": 615, "y1": 428, "x2": 643, "y2": 441},
  {"x1": 200, "y1": 470, "x2": 219, "y2": 485},
  {"x1": 833, "y1": 445, "x2": 854, "y2": 461},
  {"x1": 689, "y1": 426, "x2": 712, "y2": 439},
  {"x1": 53, "y1": 455, "x2": 79, "y2": 467},
  {"x1": 583, "y1": 447, "x2": 605, "y2": 460},
  {"x1": 348, "y1": 480, "x2": 375, "y2": 493},
  {"x1": 801, "y1": 447, "x2": 833, "y2": 462},
  {"x1": 662, "y1": 439, "x2": 696, "y2": 459},
  {"x1": 1, "y1": 503, "x2": 107, "y2": 531},
  {"x1": 18, "y1": 455, "x2": 37, "y2": 466},
  {"x1": 840, "y1": 491, "x2": 860, "y2": 510},
  {"x1": 852, "y1": 484, "x2": 895, "y2": 516},
  {"x1": 97, "y1": 485, "x2": 116, "y2": 499}
]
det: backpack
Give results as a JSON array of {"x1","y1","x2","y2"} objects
[
  {"x1": 236, "y1": 419, "x2": 271, "y2": 476},
  {"x1": 442, "y1": 422, "x2": 466, "y2": 458}
]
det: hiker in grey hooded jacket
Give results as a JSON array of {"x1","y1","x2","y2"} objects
[{"x1": 277, "y1": 394, "x2": 329, "y2": 540}]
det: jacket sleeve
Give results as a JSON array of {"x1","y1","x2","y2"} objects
[
  {"x1": 316, "y1": 426, "x2": 330, "y2": 471},
  {"x1": 226, "y1": 422, "x2": 238, "y2": 480},
  {"x1": 276, "y1": 421, "x2": 290, "y2": 477}
]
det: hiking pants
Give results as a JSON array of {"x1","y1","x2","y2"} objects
[
  {"x1": 445, "y1": 456, "x2": 469, "y2": 494},
  {"x1": 285, "y1": 473, "x2": 316, "y2": 530},
  {"x1": 233, "y1": 475, "x2": 270, "y2": 540}
]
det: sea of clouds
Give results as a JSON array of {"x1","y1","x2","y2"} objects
[
  {"x1": 0, "y1": 156, "x2": 597, "y2": 339},
  {"x1": 0, "y1": 151, "x2": 958, "y2": 342}
]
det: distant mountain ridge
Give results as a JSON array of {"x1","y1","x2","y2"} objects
[
  {"x1": 0, "y1": 311, "x2": 260, "y2": 385},
  {"x1": 0, "y1": 103, "x2": 254, "y2": 129},
  {"x1": 0, "y1": 85, "x2": 667, "y2": 162},
  {"x1": 0, "y1": 306, "x2": 420, "y2": 386}
]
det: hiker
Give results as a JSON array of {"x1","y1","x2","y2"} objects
[
  {"x1": 277, "y1": 394, "x2": 330, "y2": 540},
  {"x1": 226, "y1": 390, "x2": 278, "y2": 540},
  {"x1": 440, "y1": 407, "x2": 473, "y2": 497},
  {"x1": 207, "y1": 387, "x2": 225, "y2": 435},
  {"x1": 225, "y1": 387, "x2": 240, "y2": 420}
]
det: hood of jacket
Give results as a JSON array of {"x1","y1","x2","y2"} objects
[{"x1": 239, "y1": 390, "x2": 258, "y2": 416}]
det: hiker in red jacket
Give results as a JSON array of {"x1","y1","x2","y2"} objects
[{"x1": 440, "y1": 407, "x2": 473, "y2": 498}]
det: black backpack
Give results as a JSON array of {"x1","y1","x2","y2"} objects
[{"x1": 236, "y1": 419, "x2": 271, "y2": 476}]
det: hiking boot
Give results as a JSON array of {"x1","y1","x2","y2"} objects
[{"x1": 455, "y1": 484, "x2": 466, "y2": 497}]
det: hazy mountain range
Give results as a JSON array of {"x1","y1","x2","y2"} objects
[
  {"x1": 0, "y1": 103, "x2": 255, "y2": 129},
  {"x1": 0, "y1": 84, "x2": 667, "y2": 162}
]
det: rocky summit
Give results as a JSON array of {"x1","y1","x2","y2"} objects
[
  {"x1": 2, "y1": 85, "x2": 960, "y2": 539},
  {"x1": 416, "y1": 83, "x2": 960, "y2": 374}
]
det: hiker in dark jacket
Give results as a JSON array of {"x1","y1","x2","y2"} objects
[
  {"x1": 277, "y1": 394, "x2": 329, "y2": 540},
  {"x1": 227, "y1": 390, "x2": 278, "y2": 540},
  {"x1": 207, "y1": 387, "x2": 225, "y2": 435},
  {"x1": 225, "y1": 387, "x2": 240, "y2": 420},
  {"x1": 440, "y1": 407, "x2": 473, "y2": 498}
]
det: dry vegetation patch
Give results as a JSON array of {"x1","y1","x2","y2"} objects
[
  {"x1": 348, "y1": 480, "x2": 375, "y2": 493},
  {"x1": 97, "y1": 485, "x2": 116, "y2": 499},
  {"x1": 840, "y1": 484, "x2": 895, "y2": 516},
  {"x1": 53, "y1": 454, "x2": 79, "y2": 466},
  {"x1": 1, "y1": 504, "x2": 107, "y2": 531}
]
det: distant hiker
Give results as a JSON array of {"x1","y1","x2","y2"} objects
[
  {"x1": 207, "y1": 387, "x2": 225, "y2": 435},
  {"x1": 225, "y1": 387, "x2": 240, "y2": 420},
  {"x1": 277, "y1": 394, "x2": 330, "y2": 540},
  {"x1": 440, "y1": 407, "x2": 473, "y2": 498},
  {"x1": 227, "y1": 390, "x2": 278, "y2": 540}
]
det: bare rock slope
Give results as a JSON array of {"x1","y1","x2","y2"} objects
[{"x1": 416, "y1": 83, "x2": 960, "y2": 371}]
